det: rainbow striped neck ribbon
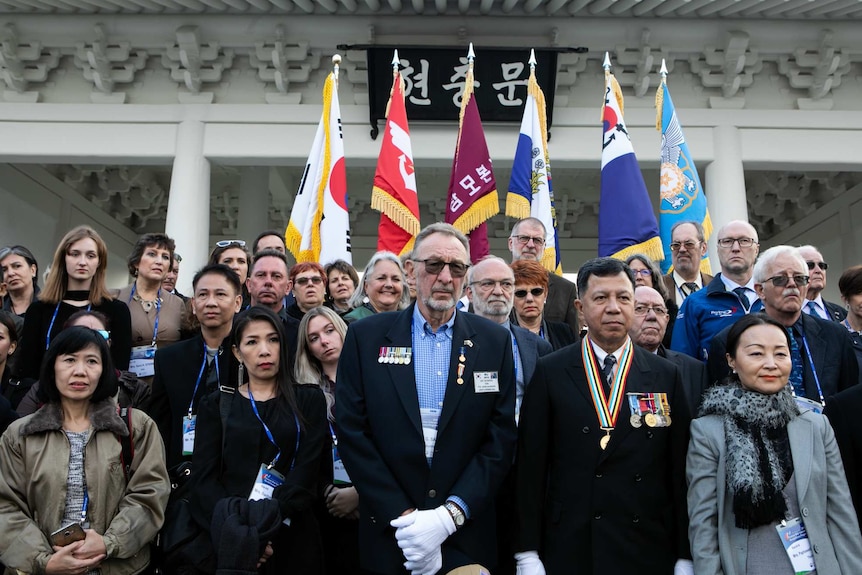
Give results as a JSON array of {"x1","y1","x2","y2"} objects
[{"x1": 581, "y1": 336, "x2": 634, "y2": 429}]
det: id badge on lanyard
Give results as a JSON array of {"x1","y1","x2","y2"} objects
[
  {"x1": 182, "y1": 415, "x2": 196, "y2": 456},
  {"x1": 775, "y1": 517, "x2": 815, "y2": 574},
  {"x1": 130, "y1": 345, "x2": 156, "y2": 377}
]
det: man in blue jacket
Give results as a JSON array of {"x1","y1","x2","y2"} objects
[{"x1": 671, "y1": 220, "x2": 762, "y2": 362}]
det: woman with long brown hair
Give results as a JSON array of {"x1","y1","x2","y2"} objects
[{"x1": 17, "y1": 226, "x2": 131, "y2": 379}]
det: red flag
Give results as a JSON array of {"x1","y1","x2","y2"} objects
[
  {"x1": 445, "y1": 53, "x2": 499, "y2": 263},
  {"x1": 371, "y1": 66, "x2": 420, "y2": 257}
]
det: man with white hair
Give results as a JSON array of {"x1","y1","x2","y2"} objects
[
  {"x1": 465, "y1": 255, "x2": 552, "y2": 574},
  {"x1": 798, "y1": 244, "x2": 846, "y2": 322},
  {"x1": 707, "y1": 245, "x2": 858, "y2": 403}
]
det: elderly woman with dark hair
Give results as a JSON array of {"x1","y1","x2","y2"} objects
[
  {"x1": 117, "y1": 233, "x2": 185, "y2": 382},
  {"x1": 625, "y1": 254, "x2": 679, "y2": 347},
  {"x1": 324, "y1": 260, "x2": 359, "y2": 316},
  {"x1": 0, "y1": 326, "x2": 169, "y2": 575},
  {"x1": 1, "y1": 245, "x2": 40, "y2": 333},
  {"x1": 688, "y1": 313, "x2": 862, "y2": 574},
  {"x1": 343, "y1": 252, "x2": 410, "y2": 324}
]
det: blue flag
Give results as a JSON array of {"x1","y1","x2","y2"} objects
[
  {"x1": 507, "y1": 66, "x2": 561, "y2": 274},
  {"x1": 656, "y1": 80, "x2": 712, "y2": 274},
  {"x1": 599, "y1": 69, "x2": 663, "y2": 261}
]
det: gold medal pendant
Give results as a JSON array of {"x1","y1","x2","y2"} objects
[
  {"x1": 644, "y1": 413, "x2": 658, "y2": 427},
  {"x1": 630, "y1": 414, "x2": 642, "y2": 428},
  {"x1": 599, "y1": 427, "x2": 612, "y2": 450}
]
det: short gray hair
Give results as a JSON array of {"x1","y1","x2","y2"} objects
[
  {"x1": 413, "y1": 223, "x2": 470, "y2": 260},
  {"x1": 511, "y1": 217, "x2": 547, "y2": 238},
  {"x1": 671, "y1": 220, "x2": 705, "y2": 243},
  {"x1": 753, "y1": 245, "x2": 808, "y2": 283},
  {"x1": 349, "y1": 251, "x2": 411, "y2": 310}
]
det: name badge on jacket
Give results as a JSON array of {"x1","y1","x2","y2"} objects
[{"x1": 474, "y1": 372, "x2": 499, "y2": 393}]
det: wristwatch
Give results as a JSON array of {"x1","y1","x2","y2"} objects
[{"x1": 444, "y1": 501, "x2": 466, "y2": 530}]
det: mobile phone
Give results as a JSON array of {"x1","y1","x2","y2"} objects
[{"x1": 50, "y1": 523, "x2": 86, "y2": 547}]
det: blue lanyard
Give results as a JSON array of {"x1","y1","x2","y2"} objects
[
  {"x1": 187, "y1": 346, "x2": 220, "y2": 418},
  {"x1": 46, "y1": 301, "x2": 92, "y2": 349},
  {"x1": 799, "y1": 332, "x2": 825, "y2": 406},
  {"x1": 247, "y1": 386, "x2": 301, "y2": 471},
  {"x1": 129, "y1": 284, "x2": 161, "y2": 347},
  {"x1": 510, "y1": 331, "x2": 520, "y2": 385},
  {"x1": 328, "y1": 421, "x2": 337, "y2": 447},
  {"x1": 80, "y1": 491, "x2": 89, "y2": 524}
]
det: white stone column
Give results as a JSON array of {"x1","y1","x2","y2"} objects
[
  {"x1": 165, "y1": 120, "x2": 210, "y2": 294},
  {"x1": 236, "y1": 167, "x2": 270, "y2": 245},
  {"x1": 705, "y1": 124, "x2": 749, "y2": 266}
]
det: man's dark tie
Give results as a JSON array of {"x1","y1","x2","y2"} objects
[
  {"x1": 683, "y1": 282, "x2": 699, "y2": 296},
  {"x1": 601, "y1": 354, "x2": 617, "y2": 393},
  {"x1": 733, "y1": 287, "x2": 751, "y2": 312}
]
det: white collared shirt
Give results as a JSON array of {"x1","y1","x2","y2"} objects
[
  {"x1": 672, "y1": 271, "x2": 704, "y2": 306},
  {"x1": 590, "y1": 338, "x2": 629, "y2": 380}
]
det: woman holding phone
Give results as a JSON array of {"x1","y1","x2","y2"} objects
[{"x1": 0, "y1": 326, "x2": 169, "y2": 575}]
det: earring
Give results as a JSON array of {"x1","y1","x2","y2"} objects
[{"x1": 238, "y1": 362, "x2": 245, "y2": 386}]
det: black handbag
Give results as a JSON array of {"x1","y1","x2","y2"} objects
[{"x1": 153, "y1": 463, "x2": 215, "y2": 575}]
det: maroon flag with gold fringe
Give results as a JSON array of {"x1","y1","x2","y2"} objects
[{"x1": 445, "y1": 45, "x2": 499, "y2": 262}]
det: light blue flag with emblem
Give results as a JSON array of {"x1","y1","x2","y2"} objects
[
  {"x1": 656, "y1": 69, "x2": 712, "y2": 274},
  {"x1": 506, "y1": 53, "x2": 561, "y2": 274}
]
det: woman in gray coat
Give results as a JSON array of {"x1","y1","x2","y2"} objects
[{"x1": 687, "y1": 314, "x2": 862, "y2": 575}]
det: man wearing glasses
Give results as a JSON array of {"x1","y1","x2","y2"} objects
[
  {"x1": 671, "y1": 220, "x2": 763, "y2": 362},
  {"x1": 662, "y1": 221, "x2": 713, "y2": 308},
  {"x1": 798, "y1": 244, "x2": 847, "y2": 322},
  {"x1": 508, "y1": 217, "x2": 580, "y2": 336},
  {"x1": 337, "y1": 223, "x2": 517, "y2": 575},
  {"x1": 629, "y1": 286, "x2": 707, "y2": 415},
  {"x1": 707, "y1": 245, "x2": 858, "y2": 402}
]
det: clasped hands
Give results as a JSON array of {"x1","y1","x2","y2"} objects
[
  {"x1": 390, "y1": 506, "x2": 456, "y2": 575},
  {"x1": 46, "y1": 529, "x2": 107, "y2": 575}
]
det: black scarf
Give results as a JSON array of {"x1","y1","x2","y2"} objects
[{"x1": 699, "y1": 382, "x2": 800, "y2": 529}]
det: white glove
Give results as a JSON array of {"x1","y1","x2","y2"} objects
[
  {"x1": 515, "y1": 551, "x2": 546, "y2": 575},
  {"x1": 404, "y1": 545, "x2": 443, "y2": 575},
  {"x1": 390, "y1": 506, "x2": 456, "y2": 562},
  {"x1": 674, "y1": 559, "x2": 694, "y2": 575}
]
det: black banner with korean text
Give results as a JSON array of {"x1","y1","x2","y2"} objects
[{"x1": 359, "y1": 46, "x2": 564, "y2": 138}]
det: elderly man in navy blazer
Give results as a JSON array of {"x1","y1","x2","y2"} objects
[
  {"x1": 337, "y1": 223, "x2": 517, "y2": 575},
  {"x1": 466, "y1": 255, "x2": 553, "y2": 575}
]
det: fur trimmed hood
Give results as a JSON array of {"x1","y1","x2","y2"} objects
[{"x1": 19, "y1": 398, "x2": 129, "y2": 437}]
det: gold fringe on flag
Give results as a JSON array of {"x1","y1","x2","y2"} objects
[
  {"x1": 610, "y1": 236, "x2": 665, "y2": 263},
  {"x1": 655, "y1": 80, "x2": 664, "y2": 131},
  {"x1": 505, "y1": 195, "x2": 531, "y2": 220},
  {"x1": 451, "y1": 191, "x2": 500, "y2": 235},
  {"x1": 371, "y1": 186, "x2": 421, "y2": 236}
]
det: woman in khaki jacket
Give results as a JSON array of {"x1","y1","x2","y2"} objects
[{"x1": 0, "y1": 326, "x2": 170, "y2": 575}]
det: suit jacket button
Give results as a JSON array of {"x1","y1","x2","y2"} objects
[
  {"x1": 802, "y1": 507, "x2": 809, "y2": 517},
  {"x1": 593, "y1": 513, "x2": 602, "y2": 520},
  {"x1": 813, "y1": 544, "x2": 820, "y2": 553},
  {"x1": 582, "y1": 426, "x2": 590, "y2": 434},
  {"x1": 428, "y1": 489, "x2": 437, "y2": 498},
  {"x1": 371, "y1": 516, "x2": 377, "y2": 524},
  {"x1": 595, "y1": 472, "x2": 602, "y2": 478},
  {"x1": 634, "y1": 474, "x2": 642, "y2": 482},
  {"x1": 632, "y1": 515, "x2": 639, "y2": 523}
]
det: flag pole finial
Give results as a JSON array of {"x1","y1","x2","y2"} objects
[
  {"x1": 529, "y1": 48, "x2": 537, "y2": 69},
  {"x1": 391, "y1": 49, "x2": 399, "y2": 68},
  {"x1": 467, "y1": 42, "x2": 475, "y2": 62},
  {"x1": 660, "y1": 58, "x2": 668, "y2": 79},
  {"x1": 332, "y1": 53, "x2": 341, "y2": 81},
  {"x1": 603, "y1": 52, "x2": 612, "y2": 72}
]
